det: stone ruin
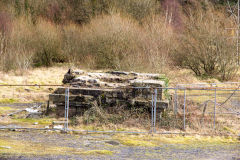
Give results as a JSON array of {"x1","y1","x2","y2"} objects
[{"x1": 49, "y1": 69, "x2": 169, "y2": 117}]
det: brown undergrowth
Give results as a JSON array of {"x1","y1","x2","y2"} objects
[{"x1": 68, "y1": 97, "x2": 239, "y2": 136}]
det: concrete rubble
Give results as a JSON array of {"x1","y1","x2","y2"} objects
[{"x1": 49, "y1": 69, "x2": 169, "y2": 116}]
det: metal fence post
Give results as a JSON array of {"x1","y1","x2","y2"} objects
[
  {"x1": 64, "y1": 87, "x2": 70, "y2": 131},
  {"x1": 66, "y1": 87, "x2": 69, "y2": 131},
  {"x1": 174, "y1": 88, "x2": 178, "y2": 115},
  {"x1": 154, "y1": 88, "x2": 157, "y2": 133},
  {"x1": 151, "y1": 93, "x2": 154, "y2": 133},
  {"x1": 214, "y1": 88, "x2": 216, "y2": 129},
  {"x1": 183, "y1": 89, "x2": 186, "y2": 131},
  {"x1": 64, "y1": 88, "x2": 67, "y2": 131}
]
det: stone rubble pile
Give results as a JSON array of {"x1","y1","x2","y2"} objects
[
  {"x1": 62, "y1": 69, "x2": 165, "y2": 88},
  {"x1": 49, "y1": 69, "x2": 168, "y2": 116}
]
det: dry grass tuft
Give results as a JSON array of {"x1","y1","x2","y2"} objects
[{"x1": 114, "y1": 134, "x2": 239, "y2": 147}]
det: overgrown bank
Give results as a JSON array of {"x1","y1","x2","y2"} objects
[{"x1": 0, "y1": 0, "x2": 239, "y2": 81}]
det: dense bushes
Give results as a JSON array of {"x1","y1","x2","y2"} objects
[
  {"x1": 0, "y1": 0, "x2": 238, "y2": 81},
  {"x1": 33, "y1": 20, "x2": 65, "y2": 67},
  {"x1": 8, "y1": 0, "x2": 161, "y2": 25},
  {"x1": 0, "y1": 18, "x2": 65, "y2": 70},
  {"x1": 62, "y1": 14, "x2": 173, "y2": 72},
  {"x1": 114, "y1": 0, "x2": 160, "y2": 22}
]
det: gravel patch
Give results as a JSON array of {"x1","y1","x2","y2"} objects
[{"x1": 0, "y1": 130, "x2": 239, "y2": 160}]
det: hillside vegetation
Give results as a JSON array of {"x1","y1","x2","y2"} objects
[{"x1": 0, "y1": 0, "x2": 239, "y2": 81}]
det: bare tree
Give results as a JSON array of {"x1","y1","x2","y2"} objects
[
  {"x1": 0, "y1": 12, "x2": 11, "y2": 55},
  {"x1": 173, "y1": 8, "x2": 237, "y2": 81}
]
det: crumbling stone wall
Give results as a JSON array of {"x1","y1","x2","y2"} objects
[{"x1": 49, "y1": 69, "x2": 168, "y2": 116}]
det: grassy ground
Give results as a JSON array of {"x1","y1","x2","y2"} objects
[
  {"x1": 113, "y1": 134, "x2": 239, "y2": 147},
  {"x1": 0, "y1": 130, "x2": 239, "y2": 159},
  {"x1": 0, "y1": 66, "x2": 69, "y2": 85},
  {"x1": 0, "y1": 66, "x2": 228, "y2": 86},
  {"x1": 0, "y1": 131, "x2": 113, "y2": 157}
]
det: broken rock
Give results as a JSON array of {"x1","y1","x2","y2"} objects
[{"x1": 50, "y1": 69, "x2": 169, "y2": 117}]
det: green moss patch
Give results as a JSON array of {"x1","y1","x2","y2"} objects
[
  {"x1": 0, "y1": 138, "x2": 74, "y2": 156},
  {"x1": 0, "y1": 98, "x2": 19, "y2": 104},
  {"x1": 13, "y1": 118, "x2": 53, "y2": 125},
  {"x1": 0, "y1": 107, "x2": 13, "y2": 114},
  {"x1": 118, "y1": 139, "x2": 156, "y2": 147},
  {"x1": 0, "y1": 137, "x2": 113, "y2": 157},
  {"x1": 223, "y1": 126, "x2": 238, "y2": 135},
  {"x1": 114, "y1": 134, "x2": 239, "y2": 147},
  {"x1": 152, "y1": 135, "x2": 239, "y2": 145}
]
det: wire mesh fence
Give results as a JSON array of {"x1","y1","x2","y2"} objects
[
  {"x1": 172, "y1": 83, "x2": 240, "y2": 135},
  {"x1": 0, "y1": 85, "x2": 64, "y2": 130},
  {"x1": 0, "y1": 84, "x2": 239, "y2": 135}
]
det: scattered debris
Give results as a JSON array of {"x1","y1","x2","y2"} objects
[
  {"x1": 53, "y1": 125, "x2": 64, "y2": 130},
  {"x1": 0, "y1": 146, "x2": 11, "y2": 149},
  {"x1": 7, "y1": 103, "x2": 43, "y2": 118},
  {"x1": 25, "y1": 108, "x2": 38, "y2": 113}
]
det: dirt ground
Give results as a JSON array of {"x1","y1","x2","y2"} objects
[{"x1": 0, "y1": 130, "x2": 239, "y2": 160}]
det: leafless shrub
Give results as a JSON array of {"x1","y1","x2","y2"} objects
[
  {"x1": 173, "y1": 8, "x2": 237, "y2": 81},
  {"x1": 1, "y1": 17, "x2": 64, "y2": 71},
  {"x1": 0, "y1": 16, "x2": 34, "y2": 71}
]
